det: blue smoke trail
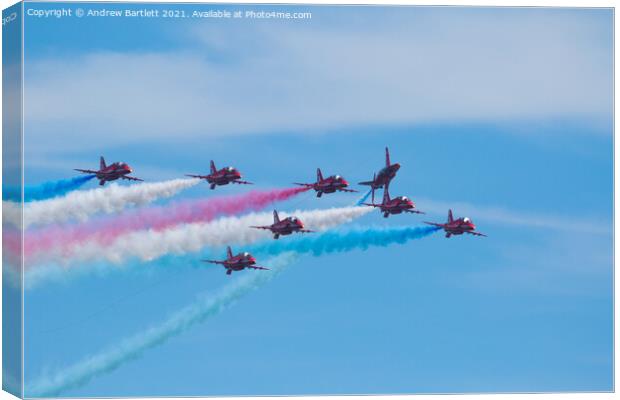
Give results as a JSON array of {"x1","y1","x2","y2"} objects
[
  {"x1": 355, "y1": 189, "x2": 373, "y2": 206},
  {"x1": 248, "y1": 225, "x2": 441, "y2": 257},
  {"x1": 3, "y1": 175, "x2": 96, "y2": 202}
]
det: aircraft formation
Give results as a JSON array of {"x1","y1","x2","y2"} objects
[{"x1": 75, "y1": 147, "x2": 486, "y2": 275}]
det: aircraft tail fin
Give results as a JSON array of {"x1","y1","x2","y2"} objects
[
  {"x1": 100, "y1": 156, "x2": 106, "y2": 170},
  {"x1": 385, "y1": 147, "x2": 391, "y2": 167},
  {"x1": 226, "y1": 246, "x2": 233, "y2": 259},
  {"x1": 383, "y1": 182, "x2": 390, "y2": 204},
  {"x1": 316, "y1": 168, "x2": 324, "y2": 182},
  {"x1": 370, "y1": 174, "x2": 378, "y2": 203},
  {"x1": 210, "y1": 160, "x2": 217, "y2": 174},
  {"x1": 273, "y1": 210, "x2": 280, "y2": 224},
  {"x1": 448, "y1": 209, "x2": 454, "y2": 223}
]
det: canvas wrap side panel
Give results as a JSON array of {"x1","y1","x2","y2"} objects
[{"x1": 2, "y1": 2, "x2": 24, "y2": 398}]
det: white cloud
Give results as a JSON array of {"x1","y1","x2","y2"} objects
[{"x1": 23, "y1": 9, "x2": 612, "y2": 152}]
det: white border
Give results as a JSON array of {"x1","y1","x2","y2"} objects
[{"x1": 0, "y1": 1, "x2": 615, "y2": 400}]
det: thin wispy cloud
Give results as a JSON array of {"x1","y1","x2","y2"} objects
[
  {"x1": 418, "y1": 197, "x2": 611, "y2": 235},
  {"x1": 456, "y1": 233, "x2": 612, "y2": 296},
  {"x1": 24, "y1": 8, "x2": 612, "y2": 153}
]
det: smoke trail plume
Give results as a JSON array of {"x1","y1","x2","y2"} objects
[
  {"x1": 26, "y1": 253, "x2": 298, "y2": 397},
  {"x1": 27, "y1": 207, "x2": 372, "y2": 268},
  {"x1": 26, "y1": 226, "x2": 441, "y2": 394},
  {"x1": 4, "y1": 175, "x2": 96, "y2": 203},
  {"x1": 248, "y1": 225, "x2": 442, "y2": 257},
  {"x1": 23, "y1": 187, "x2": 309, "y2": 257},
  {"x1": 4, "y1": 178, "x2": 200, "y2": 229}
]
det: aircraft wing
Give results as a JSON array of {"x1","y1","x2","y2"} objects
[
  {"x1": 121, "y1": 175, "x2": 144, "y2": 182},
  {"x1": 202, "y1": 259, "x2": 225, "y2": 265},
  {"x1": 293, "y1": 182, "x2": 314, "y2": 188},
  {"x1": 362, "y1": 203, "x2": 381, "y2": 208},
  {"x1": 232, "y1": 180, "x2": 253, "y2": 185},
  {"x1": 185, "y1": 174, "x2": 209, "y2": 179},
  {"x1": 358, "y1": 180, "x2": 376, "y2": 186},
  {"x1": 74, "y1": 168, "x2": 99, "y2": 174},
  {"x1": 250, "y1": 225, "x2": 273, "y2": 231},
  {"x1": 423, "y1": 222, "x2": 444, "y2": 228},
  {"x1": 338, "y1": 188, "x2": 359, "y2": 193},
  {"x1": 247, "y1": 265, "x2": 270, "y2": 270},
  {"x1": 466, "y1": 231, "x2": 488, "y2": 237},
  {"x1": 405, "y1": 209, "x2": 425, "y2": 214},
  {"x1": 299, "y1": 229, "x2": 314, "y2": 233}
]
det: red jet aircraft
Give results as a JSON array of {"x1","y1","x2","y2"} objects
[
  {"x1": 363, "y1": 183, "x2": 423, "y2": 218},
  {"x1": 424, "y1": 209, "x2": 487, "y2": 238},
  {"x1": 75, "y1": 156, "x2": 144, "y2": 186},
  {"x1": 359, "y1": 147, "x2": 401, "y2": 189},
  {"x1": 295, "y1": 168, "x2": 357, "y2": 198},
  {"x1": 203, "y1": 246, "x2": 269, "y2": 275},
  {"x1": 250, "y1": 210, "x2": 314, "y2": 239},
  {"x1": 186, "y1": 160, "x2": 252, "y2": 190}
]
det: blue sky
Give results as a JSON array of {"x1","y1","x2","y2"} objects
[{"x1": 19, "y1": 2, "x2": 613, "y2": 397}]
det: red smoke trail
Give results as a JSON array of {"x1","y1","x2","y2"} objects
[{"x1": 22, "y1": 187, "x2": 310, "y2": 258}]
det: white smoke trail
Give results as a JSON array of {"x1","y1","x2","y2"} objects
[
  {"x1": 5, "y1": 178, "x2": 199, "y2": 228},
  {"x1": 26, "y1": 253, "x2": 298, "y2": 397},
  {"x1": 29, "y1": 206, "x2": 372, "y2": 267}
]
